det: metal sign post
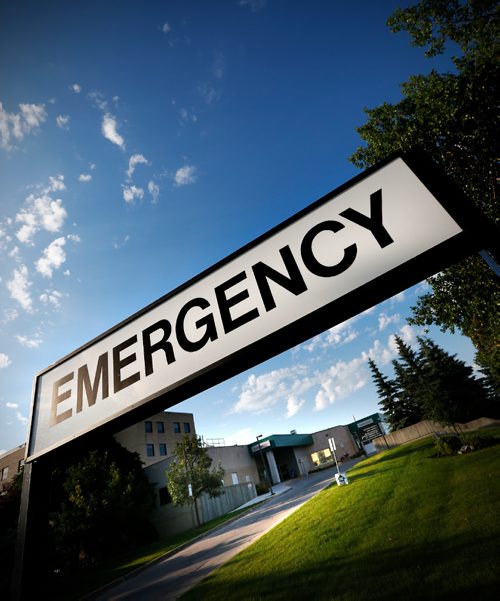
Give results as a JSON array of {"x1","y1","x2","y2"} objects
[{"x1": 13, "y1": 150, "x2": 497, "y2": 599}]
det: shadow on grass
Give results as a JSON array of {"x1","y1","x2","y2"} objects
[{"x1": 182, "y1": 530, "x2": 500, "y2": 601}]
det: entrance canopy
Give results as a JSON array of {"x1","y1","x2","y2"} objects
[{"x1": 249, "y1": 434, "x2": 314, "y2": 455}]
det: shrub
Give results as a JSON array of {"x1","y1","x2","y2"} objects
[
  {"x1": 461, "y1": 434, "x2": 498, "y2": 451},
  {"x1": 255, "y1": 483, "x2": 270, "y2": 495},
  {"x1": 432, "y1": 433, "x2": 463, "y2": 457}
]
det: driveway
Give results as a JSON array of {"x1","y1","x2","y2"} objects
[{"x1": 89, "y1": 459, "x2": 360, "y2": 601}]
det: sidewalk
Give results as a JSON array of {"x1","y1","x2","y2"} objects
[{"x1": 231, "y1": 481, "x2": 291, "y2": 512}]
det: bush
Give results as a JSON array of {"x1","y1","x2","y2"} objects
[
  {"x1": 255, "y1": 483, "x2": 270, "y2": 495},
  {"x1": 433, "y1": 431, "x2": 499, "y2": 457},
  {"x1": 432, "y1": 434, "x2": 463, "y2": 457},
  {"x1": 461, "y1": 434, "x2": 498, "y2": 451}
]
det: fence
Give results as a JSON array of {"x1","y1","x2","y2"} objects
[
  {"x1": 373, "y1": 417, "x2": 500, "y2": 451},
  {"x1": 150, "y1": 481, "x2": 257, "y2": 538}
]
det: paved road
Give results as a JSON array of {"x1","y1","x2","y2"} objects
[{"x1": 90, "y1": 461, "x2": 359, "y2": 601}]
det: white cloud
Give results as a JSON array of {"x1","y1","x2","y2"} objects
[
  {"x1": 0, "y1": 101, "x2": 47, "y2": 149},
  {"x1": 15, "y1": 178, "x2": 67, "y2": 244},
  {"x1": 16, "y1": 334, "x2": 42, "y2": 348},
  {"x1": 303, "y1": 316, "x2": 359, "y2": 353},
  {"x1": 46, "y1": 174, "x2": 65, "y2": 192},
  {"x1": 35, "y1": 237, "x2": 66, "y2": 278},
  {"x1": 162, "y1": 22, "x2": 171, "y2": 33},
  {"x1": 101, "y1": 113, "x2": 125, "y2": 149},
  {"x1": 314, "y1": 357, "x2": 369, "y2": 411},
  {"x1": 178, "y1": 108, "x2": 197, "y2": 124},
  {"x1": 174, "y1": 165, "x2": 197, "y2": 187},
  {"x1": 36, "y1": 196, "x2": 67, "y2": 232},
  {"x1": 78, "y1": 173, "x2": 92, "y2": 182},
  {"x1": 6, "y1": 402, "x2": 18, "y2": 408},
  {"x1": 148, "y1": 181, "x2": 160, "y2": 203},
  {"x1": 40, "y1": 289, "x2": 63, "y2": 308},
  {"x1": 15, "y1": 211, "x2": 38, "y2": 245},
  {"x1": 20, "y1": 103, "x2": 46, "y2": 128},
  {"x1": 127, "y1": 153, "x2": 148, "y2": 178},
  {"x1": 388, "y1": 324, "x2": 420, "y2": 354},
  {"x1": 231, "y1": 365, "x2": 311, "y2": 415},
  {"x1": 232, "y1": 327, "x2": 414, "y2": 417},
  {"x1": 56, "y1": 114, "x2": 70, "y2": 129},
  {"x1": 122, "y1": 185, "x2": 144, "y2": 203},
  {"x1": 88, "y1": 91, "x2": 108, "y2": 112},
  {"x1": 286, "y1": 396, "x2": 305, "y2": 418},
  {"x1": 71, "y1": 83, "x2": 82, "y2": 93},
  {"x1": 378, "y1": 313, "x2": 401, "y2": 331},
  {"x1": 67, "y1": 233, "x2": 81, "y2": 243},
  {"x1": 0, "y1": 353, "x2": 11, "y2": 368},
  {"x1": 7, "y1": 265, "x2": 33, "y2": 312}
]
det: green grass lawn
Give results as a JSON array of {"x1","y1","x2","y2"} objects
[{"x1": 181, "y1": 431, "x2": 500, "y2": 601}]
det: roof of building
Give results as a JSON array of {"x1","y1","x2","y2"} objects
[{"x1": 248, "y1": 433, "x2": 313, "y2": 455}]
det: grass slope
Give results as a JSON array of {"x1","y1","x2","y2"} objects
[{"x1": 181, "y1": 433, "x2": 500, "y2": 601}]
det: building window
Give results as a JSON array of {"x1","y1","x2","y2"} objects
[
  {"x1": 146, "y1": 444, "x2": 155, "y2": 457},
  {"x1": 145, "y1": 421, "x2": 153, "y2": 433},
  {"x1": 173, "y1": 422, "x2": 181, "y2": 433},
  {"x1": 183, "y1": 422, "x2": 191, "y2": 434},
  {"x1": 158, "y1": 486, "x2": 172, "y2": 506},
  {"x1": 311, "y1": 448, "x2": 332, "y2": 466},
  {"x1": 1, "y1": 466, "x2": 9, "y2": 481},
  {"x1": 157, "y1": 421, "x2": 165, "y2": 434},
  {"x1": 159, "y1": 443, "x2": 167, "y2": 456}
]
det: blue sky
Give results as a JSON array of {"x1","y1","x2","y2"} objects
[{"x1": 0, "y1": 0, "x2": 476, "y2": 453}]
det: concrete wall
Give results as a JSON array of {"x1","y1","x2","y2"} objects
[
  {"x1": 373, "y1": 417, "x2": 500, "y2": 450},
  {"x1": 205, "y1": 445, "x2": 259, "y2": 487}
]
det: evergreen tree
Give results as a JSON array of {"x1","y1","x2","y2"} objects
[
  {"x1": 390, "y1": 336, "x2": 426, "y2": 427},
  {"x1": 417, "y1": 336, "x2": 492, "y2": 426},
  {"x1": 369, "y1": 334, "x2": 497, "y2": 433},
  {"x1": 166, "y1": 435, "x2": 225, "y2": 527},
  {"x1": 368, "y1": 358, "x2": 401, "y2": 431},
  {"x1": 350, "y1": 0, "x2": 499, "y2": 384}
]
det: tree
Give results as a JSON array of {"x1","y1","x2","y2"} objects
[
  {"x1": 350, "y1": 0, "x2": 499, "y2": 386},
  {"x1": 417, "y1": 336, "x2": 492, "y2": 427},
  {"x1": 166, "y1": 435, "x2": 225, "y2": 527},
  {"x1": 390, "y1": 336, "x2": 426, "y2": 427},
  {"x1": 368, "y1": 357, "x2": 409, "y2": 431},
  {"x1": 369, "y1": 335, "x2": 496, "y2": 431},
  {"x1": 50, "y1": 438, "x2": 156, "y2": 569}
]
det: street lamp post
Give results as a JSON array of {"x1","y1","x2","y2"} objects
[{"x1": 256, "y1": 435, "x2": 273, "y2": 495}]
